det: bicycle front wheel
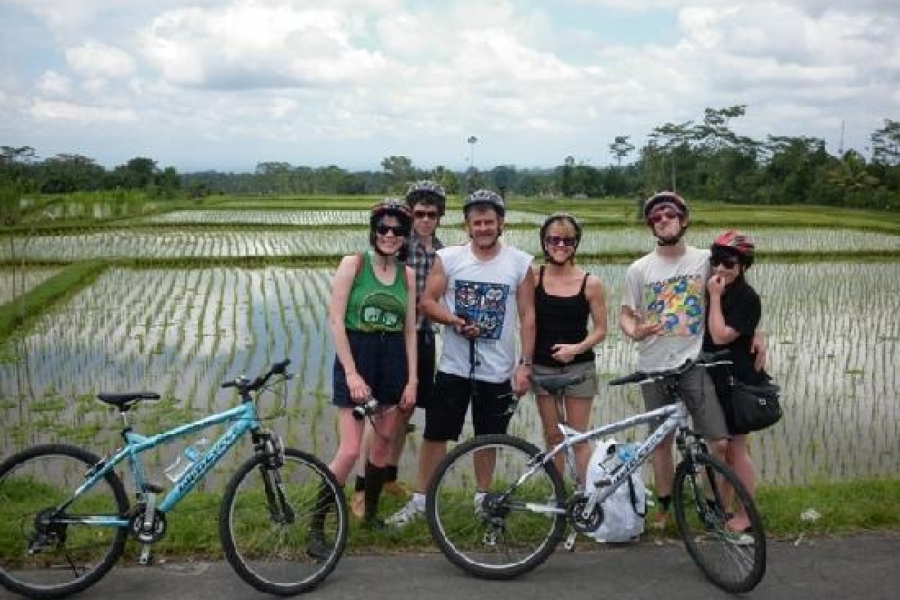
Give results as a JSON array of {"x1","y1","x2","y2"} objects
[
  {"x1": 0, "y1": 444, "x2": 128, "y2": 600},
  {"x1": 426, "y1": 434, "x2": 566, "y2": 580},
  {"x1": 673, "y1": 452, "x2": 766, "y2": 593},
  {"x1": 220, "y1": 447, "x2": 347, "y2": 595}
]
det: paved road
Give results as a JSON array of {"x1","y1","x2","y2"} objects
[{"x1": 4, "y1": 534, "x2": 898, "y2": 600}]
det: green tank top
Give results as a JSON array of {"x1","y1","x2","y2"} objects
[{"x1": 344, "y1": 251, "x2": 408, "y2": 333}]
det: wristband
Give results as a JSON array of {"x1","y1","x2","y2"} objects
[{"x1": 518, "y1": 357, "x2": 533, "y2": 366}]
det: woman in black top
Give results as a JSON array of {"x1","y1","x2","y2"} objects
[
  {"x1": 531, "y1": 213, "x2": 607, "y2": 480},
  {"x1": 704, "y1": 230, "x2": 768, "y2": 533}
]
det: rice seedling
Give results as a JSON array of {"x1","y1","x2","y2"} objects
[{"x1": 1, "y1": 261, "x2": 896, "y2": 490}]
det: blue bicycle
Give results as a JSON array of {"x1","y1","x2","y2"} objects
[{"x1": 0, "y1": 360, "x2": 348, "y2": 598}]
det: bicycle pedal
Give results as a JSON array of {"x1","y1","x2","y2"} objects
[
  {"x1": 138, "y1": 544, "x2": 153, "y2": 565},
  {"x1": 563, "y1": 531, "x2": 578, "y2": 551}
]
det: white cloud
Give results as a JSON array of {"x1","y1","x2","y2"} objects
[
  {"x1": 66, "y1": 41, "x2": 135, "y2": 79},
  {"x1": 1, "y1": 0, "x2": 898, "y2": 169},
  {"x1": 30, "y1": 100, "x2": 137, "y2": 124},
  {"x1": 139, "y1": 4, "x2": 389, "y2": 88},
  {"x1": 36, "y1": 71, "x2": 72, "y2": 96}
]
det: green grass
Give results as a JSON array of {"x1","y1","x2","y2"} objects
[
  {"x1": 0, "y1": 260, "x2": 106, "y2": 343},
  {"x1": 1, "y1": 476, "x2": 897, "y2": 562}
]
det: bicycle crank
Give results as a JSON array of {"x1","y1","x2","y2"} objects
[{"x1": 567, "y1": 495, "x2": 603, "y2": 534}]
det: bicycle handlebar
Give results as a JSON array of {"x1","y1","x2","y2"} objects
[
  {"x1": 221, "y1": 359, "x2": 293, "y2": 393},
  {"x1": 608, "y1": 350, "x2": 732, "y2": 387}
]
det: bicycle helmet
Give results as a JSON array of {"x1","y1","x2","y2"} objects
[
  {"x1": 539, "y1": 212, "x2": 582, "y2": 258},
  {"x1": 463, "y1": 189, "x2": 505, "y2": 218},
  {"x1": 370, "y1": 198, "x2": 412, "y2": 231},
  {"x1": 712, "y1": 229, "x2": 756, "y2": 268},
  {"x1": 642, "y1": 191, "x2": 689, "y2": 224},
  {"x1": 405, "y1": 180, "x2": 447, "y2": 216}
]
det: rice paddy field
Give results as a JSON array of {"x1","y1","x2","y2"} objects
[{"x1": 1, "y1": 197, "x2": 898, "y2": 489}]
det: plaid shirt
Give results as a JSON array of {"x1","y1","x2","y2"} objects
[{"x1": 407, "y1": 232, "x2": 444, "y2": 333}]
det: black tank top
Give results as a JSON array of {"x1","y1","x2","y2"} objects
[{"x1": 534, "y1": 266, "x2": 595, "y2": 367}]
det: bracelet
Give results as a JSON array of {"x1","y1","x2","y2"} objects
[{"x1": 518, "y1": 357, "x2": 533, "y2": 366}]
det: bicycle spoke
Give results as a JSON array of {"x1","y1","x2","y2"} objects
[
  {"x1": 673, "y1": 454, "x2": 766, "y2": 593},
  {"x1": 0, "y1": 446, "x2": 127, "y2": 599},
  {"x1": 426, "y1": 434, "x2": 566, "y2": 579}
]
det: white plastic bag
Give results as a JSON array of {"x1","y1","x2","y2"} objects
[{"x1": 584, "y1": 438, "x2": 647, "y2": 542}]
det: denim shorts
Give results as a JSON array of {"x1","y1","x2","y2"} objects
[{"x1": 332, "y1": 330, "x2": 407, "y2": 408}]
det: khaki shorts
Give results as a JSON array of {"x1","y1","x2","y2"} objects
[
  {"x1": 640, "y1": 364, "x2": 729, "y2": 440},
  {"x1": 531, "y1": 360, "x2": 598, "y2": 398}
]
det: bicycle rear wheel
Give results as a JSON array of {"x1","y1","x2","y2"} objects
[
  {"x1": 426, "y1": 434, "x2": 566, "y2": 579},
  {"x1": 0, "y1": 444, "x2": 128, "y2": 599},
  {"x1": 673, "y1": 452, "x2": 766, "y2": 593},
  {"x1": 220, "y1": 447, "x2": 347, "y2": 595}
]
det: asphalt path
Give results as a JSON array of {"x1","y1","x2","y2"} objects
[{"x1": 7, "y1": 533, "x2": 896, "y2": 600}]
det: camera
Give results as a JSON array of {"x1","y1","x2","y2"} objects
[{"x1": 352, "y1": 397, "x2": 379, "y2": 421}]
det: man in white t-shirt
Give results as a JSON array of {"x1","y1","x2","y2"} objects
[
  {"x1": 388, "y1": 189, "x2": 536, "y2": 527},
  {"x1": 619, "y1": 191, "x2": 729, "y2": 530}
]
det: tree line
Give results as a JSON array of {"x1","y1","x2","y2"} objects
[{"x1": 2, "y1": 107, "x2": 899, "y2": 214}]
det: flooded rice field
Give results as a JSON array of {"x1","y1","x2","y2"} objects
[{"x1": 1, "y1": 261, "x2": 897, "y2": 488}]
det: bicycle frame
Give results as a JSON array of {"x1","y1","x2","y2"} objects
[
  {"x1": 66, "y1": 401, "x2": 263, "y2": 526},
  {"x1": 530, "y1": 400, "x2": 687, "y2": 514}
]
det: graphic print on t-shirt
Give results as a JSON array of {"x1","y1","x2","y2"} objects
[
  {"x1": 357, "y1": 291, "x2": 404, "y2": 332},
  {"x1": 453, "y1": 280, "x2": 510, "y2": 341},
  {"x1": 641, "y1": 274, "x2": 705, "y2": 336}
]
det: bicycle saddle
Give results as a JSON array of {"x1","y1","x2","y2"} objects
[
  {"x1": 97, "y1": 392, "x2": 161, "y2": 410},
  {"x1": 530, "y1": 372, "x2": 587, "y2": 395}
]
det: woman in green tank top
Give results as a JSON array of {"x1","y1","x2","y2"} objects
[{"x1": 309, "y1": 200, "x2": 418, "y2": 546}]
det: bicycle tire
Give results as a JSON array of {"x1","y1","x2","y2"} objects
[
  {"x1": 0, "y1": 444, "x2": 129, "y2": 599},
  {"x1": 672, "y1": 452, "x2": 766, "y2": 593},
  {"x1": 425, "y1": 434, "x2": 566, "y2": 579},
  {"x1": 220, "y1": 447, "x2": 348, "y2": 595}
]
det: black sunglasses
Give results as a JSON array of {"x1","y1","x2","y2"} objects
[
  {"x1": 376, "y1": 224, "x2": 407, "y2": 236},
  {"x1": 710, "y1": 255, "x2": 738, "y2": 269}
]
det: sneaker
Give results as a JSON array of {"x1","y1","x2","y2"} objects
[
  {"x1": 386, "y1": 497, "x2": 424, "y2": 527},
  {"x1": 350, "y1": 491, "x2": 365, "y2": 519},
  {"x1": 473, "y1": 492, "x2": 486, "y2": 519},
  {"x1": 306, "y1": 531, "x2": 331, "y2": 561},
  {"x1": 383, "y1": 480, "x2": 410, "y2": 500}
]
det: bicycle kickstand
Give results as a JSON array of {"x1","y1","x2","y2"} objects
[{"x1": 563, "y1": 530, "x2": 578, "y2": 551}]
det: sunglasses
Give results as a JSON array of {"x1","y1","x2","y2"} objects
[
  {"x1": 648, "y1": 209, "x2": 681, "y2": 224},
  {"x1": 710, "y1": 255, "x2": 738, "y2": 269},
  {"x1": 376, "y1": 224, "x2": 407, "y2": 236},
  {"x1": 544, "y1": 236, "x2": 577, "y2": 248},
  {"x1": 413, "y1": 210, "x2": 439, "y2": 220}
]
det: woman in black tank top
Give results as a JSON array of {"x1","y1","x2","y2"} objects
[{"x1": 532, "y1": 213, "x2": 608, "y2": 481}]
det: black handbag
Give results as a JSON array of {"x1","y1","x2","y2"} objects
[{"x1": 730, "y1": 380, "x2": 783, "y2": 432}]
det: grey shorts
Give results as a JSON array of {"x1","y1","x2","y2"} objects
[
  {"x1": 531, "y1": 361, "x2": 598, "y2": 398},
  {"x1": 640, "y1": 364, "x2": 729, "y2": 440}
]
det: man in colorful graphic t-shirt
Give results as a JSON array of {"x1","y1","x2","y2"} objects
[{"x1": 619, "y1": 191, "x2": 729, "y2": 530}]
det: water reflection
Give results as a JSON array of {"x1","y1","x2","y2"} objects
[{"x1": 1, "y1": 263, "x2": 898, "y2": 489}]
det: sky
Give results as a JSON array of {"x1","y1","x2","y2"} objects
[{"x1": 1, "y1": 0, "x2": 898, "y2": 173}]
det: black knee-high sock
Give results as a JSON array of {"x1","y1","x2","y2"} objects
[
  {"x1": 364, "y1": 461, "x2": 387, "y2": 521},
  {"x1": 385, "y1": 464, "x2": 398, "y2": 483},
  {"x1": 310, "y1": 482, "x2": 335, "y2": 532}
]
